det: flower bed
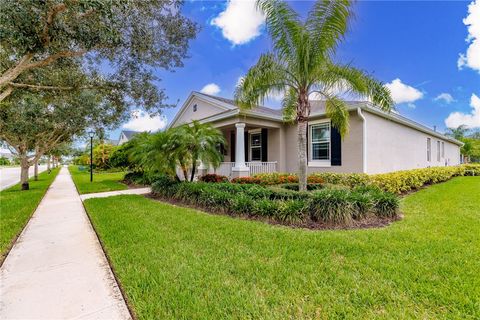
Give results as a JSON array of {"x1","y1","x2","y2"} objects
[
  {"x1": 151, "y1": 176, "x2": 400, "y2": 228},
  {"x1": 231, "y1": 164, "x2": 479, "y2": 194}
]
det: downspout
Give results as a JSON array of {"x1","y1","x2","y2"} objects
[{"x1": 357, "y1": 107, "x2": 367, "y2": 173}]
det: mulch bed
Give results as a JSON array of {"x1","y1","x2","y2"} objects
[{"x1": 145, "y1": 194, "x2": 403, "y2": 231}]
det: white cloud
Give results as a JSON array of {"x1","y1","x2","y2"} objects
[
  {"x1": 200, "y1": 83, "x2": 221, "y2": 95},
  {"x1": 385, "y1": 78, "x2": 424, "y2": 104},
  {"x1": 122, "y1": 110, "x2": 167, "y2": 132},
  {"x1": 211, "y1": 0, "x2": 265, "y2": 45},
  {"x1": 434, "y1": 93, "x2": 456, "y2": 104},
  {"x1": 458, "y1": 0, "x2": 480, "y2": 72},
  {"x1": 445, "y1": 93, "x2": 480, "y2": 129}
]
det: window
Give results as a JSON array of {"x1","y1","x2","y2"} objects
[
  {"x1": 427, "y1": 138, "x2": 431, "y2": 162},
  {"x1": 441, "y1": 142, "x2": 445, "y2": 158},
  {"x1": 437, "y1": 140, "x2": 441, "y2": 161},
  {"x1": 250, "y1": 132, "x2": 262, "y2": 161},
  {"x1": 310, "y1": 122, "x2": 330, "y2": 161},
  {"x1": 193, "y1": 104, "x2": 197, "y2": 112}
]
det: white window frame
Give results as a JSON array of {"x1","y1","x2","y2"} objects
[
  {"x1": 437, "y1": 140, "x2": 441, "y2": 162},
  {"x1": 308, "y1": 119, "x2": 331, "y2": 167},
  {"x1": 249, "y1": 129, "x2": 262, "y2": 162},
  {"x1": 427, "y1": 138, "x2": 431, "y2": 162}
]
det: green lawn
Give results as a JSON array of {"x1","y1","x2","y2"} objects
[
  {"x1": 0, "y1": 168, "x2": 60, "y2": 259},
  {"x1": 68, "y1": 165, "x2": 127, "y2": 194},
  {"x1": 84, "y1": 177, "x2": 480, "y2": 319}
]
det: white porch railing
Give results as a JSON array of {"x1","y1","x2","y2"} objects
[
  {"x1": 206, "y1": 161, "x2": 277, "y2": 178},
  {"x1": 213, "y1": 162, "x2": 236, "y2": 177},
  {"x1": 246, "y1": 162, "x2": 277, "y2": 175}
]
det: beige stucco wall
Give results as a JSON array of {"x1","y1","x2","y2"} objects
[
  {"x1": 172, "y1": 97, "x2": 228, "y2": 127},
  {"x1": 364, "y1": 111, "x2": 461, "y2": 174},
  {"x1": 282, "y1": 112, "x2": 364, "y2": 174}
]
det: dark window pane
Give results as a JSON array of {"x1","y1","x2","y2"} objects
[
  {"x1": 251, "y1": 148, "x2": 261, "y2": 161},
  {"x1": 312, "y1": 142, "x2": 329, "y2": 160},
  {"x1": 251, "y1": 133, "x2": 261, "y2": 147}
]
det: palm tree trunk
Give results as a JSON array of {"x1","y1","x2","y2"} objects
[
  {"x1": 190, "y1": 156, "x2": 197, "y2": 182},
  {"x1": 297, "y1": 119, "x2": 308, "y2": 191},
  {"x1": 47, "y1": 155, "x2": 51, "y2": 173}
]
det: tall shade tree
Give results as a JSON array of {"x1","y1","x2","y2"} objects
[
  {"x1": 0, "y1": 0, "x2": 197, "y2": 111},
  {"x1": 235, "y1": 0, "x2": 393, "y2": 190},
  {"x1": 0, "y1": 90, "x2": 125, "y2": 190},
  {"x1": 174, "y1": 121, "x2": 226, "y2": 182}
]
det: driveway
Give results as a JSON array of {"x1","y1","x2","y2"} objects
[{"x1": 0, "y1": 165, "x2": 48, "y2": 191}]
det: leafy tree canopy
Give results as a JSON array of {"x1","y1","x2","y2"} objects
[{"x1": 0, "y1": 0, "x2": 197, "y2": 111}]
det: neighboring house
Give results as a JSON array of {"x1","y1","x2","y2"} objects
[
  {"x1": 0, "y1": 140, "x2": 14, "y2": 160},
  {"x1": 117, "y1": 130, "x2": 140, "y2": 145},
  {"x1": 169, "y1": 91, "x2": 462, "y2": 178}
]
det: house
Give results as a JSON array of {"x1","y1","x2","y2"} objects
[
  {"x1": 117, "y1": 130, "x2": 140, "y2": 145},
  {"x1": 169, "y1": 91, "x2": 462, "y2": 178}
]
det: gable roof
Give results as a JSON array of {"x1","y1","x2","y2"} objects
[
  {"x1": 121, "y1": 130, "x2": 139, "y2": 140},
  {"x1": 169, "y1": 92, "x2": 463, "y2": 146}
]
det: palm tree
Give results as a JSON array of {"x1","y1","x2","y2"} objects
[
  {"x1": 174, "y1": 120, "x2": 226, "y2": 181},
  {"x1": 445, "y1": 125, "x2": 469, "y2": 140},
  {"x1": 235, "y1": 0, "x2": 393, "y2": 190}
]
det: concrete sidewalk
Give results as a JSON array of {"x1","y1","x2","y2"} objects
[
  {"x1": 80, "y1": 187, "x2": 151, "y2": 201},
  {"x1": 0, "y1": 167, "x2": 131, "y2": 319}
]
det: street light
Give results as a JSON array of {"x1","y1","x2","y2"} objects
[{"x1": 88, "y1": 130, "x2": 94, "y2": 182}]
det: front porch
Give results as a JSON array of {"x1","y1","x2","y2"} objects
[{"x1": 201, "y1": 122, "x2": 281, "y2": 178}]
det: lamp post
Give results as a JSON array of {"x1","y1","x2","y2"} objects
[{"x1": 88, "y1": 130, "x2": 94, "y2": 182}]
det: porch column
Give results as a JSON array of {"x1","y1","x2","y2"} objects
[{"x1": 232, "y1": 123, "x2": 250, "y2": 178}]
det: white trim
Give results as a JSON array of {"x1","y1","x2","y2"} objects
[
  {"x1": 308, "y1": 119, "x2": 331, "y2": 165},
  {"x1": 357, "y1": 107, "x2": 367, "y2": 173},
  {"x1": 249, "y1": 131, "x2": 262, "y2": 162},
  {"x1": 168, "y1": 92, "x2": 235, "y2": 129},
  {"x1": 308, "y1": 161, "x2": 331, "y2": 168}
]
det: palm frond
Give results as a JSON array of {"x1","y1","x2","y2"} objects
[
  {"x1": 281, "y1": 87, "x2": 298, "y2": 123},
  {"x1": 256, "y1": 0, "x2": 302, "y2": 61},
  {"x1": 234, "y1": 53, "x2": 290, "y2": 109},
  {"x1": 324, "y1": 95, "x2": 349, "y2": 137},
  {"x1": 321, "y1": 63, "x2": 394, "y2": 111},
  {"x1": 306, "y1": 0, "x2": 353, "y2": 59}
]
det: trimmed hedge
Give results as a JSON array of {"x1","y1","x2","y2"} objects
[
  {"x1": 232, "y1": 164, "x2": 479, "y2": 194},
  {"x1": 151, "y1": 179, "x2": 399, "y2": 226},
  {"x1": 198, "y1": 174, "x2": 229, "y2": 183}
]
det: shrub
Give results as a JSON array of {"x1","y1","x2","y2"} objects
[
  {"x1": 199, "y1": 174, "x2": 229, "y2": 183},
  {"x1": 347, "y1": 191, "x2": 374, "y2": 220},
  {"x1": 309, "y1": 189, "x2": 353, "y2": 224},
  {"x1": 370, "y1": 190, "x2": 399, "y2": 218},
  {"x1": 231, "y1": 176, "x2": 262, "y2": 184},
  {"x1": 268, "y1": 187, "x2": 311, "y2": 201},
  {"x1": 276, "y1": 200, "x2": 308, "y2": 223},
  {"x1": 124, "y1": 171, "x2": 146, "y2": 185},
  {"x1": 230, "y1": 194, "x2": 255, "y2": 215},
  {"x1": 151, "y1": 175, "x2": 179, "y2": 197},
  {"x1": 151, "y1": 178, "x2": 400, "y2": 227},
  {"x1": 253, "y1": 199, "x2": 280, "y2": 217},
  {"x1": 277, "y1": 183, "x2": 324, "y2": 191}
]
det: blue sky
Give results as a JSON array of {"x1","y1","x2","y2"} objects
[{"x1": 110, "y1": 0, "x2": 480, "y2": 141}]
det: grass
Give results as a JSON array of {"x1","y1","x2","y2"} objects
[
  {"x1": 68, "y1": 165, "x2": 127, "y2": 194},
  {"x1": 84, "y1": 177, "x2": 480, "y2": 319},
  {"x1": 0, "y1": 168, "x2": 60, "y2": 258}
]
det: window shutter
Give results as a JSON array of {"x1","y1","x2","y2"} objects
[
  {"x1": 261, "y1": 128, "x2": 268, "y2": 162},
  {"x1": 230, "y1": 131, "x2": 235, "y2": 162},
  {"x1": 331, "y1": 126, "x2": 342, "y2": 166},
  {"x1": 244, "y1": 132, "x2": 248, "y2": 162}
]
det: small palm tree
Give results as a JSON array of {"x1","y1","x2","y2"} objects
[
  {"x1": 174, "y1": 120, "x2": 226, "y2": 181},
  {"x1": 235, "y1": 0, "x2": 393, "y2": 190}
]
